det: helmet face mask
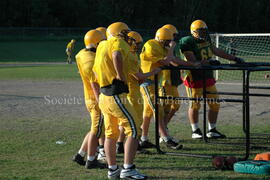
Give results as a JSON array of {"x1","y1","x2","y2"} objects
[
  {"x1": 127, "y1": 31, "x2": 143, "y2": 52},
  {"x1": 118, "y1": 29, "x2": 131, "y2": 42},
  {"x1": 162, "y1": 40, "x2": 171, "y2": 48},
  {"x1": 193, "y1": 28, "x2": 208, "y2": 40}
]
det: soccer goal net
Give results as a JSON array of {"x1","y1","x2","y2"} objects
[{"x1": 210, "y1": 33, "x2": 270, "y2": 83}]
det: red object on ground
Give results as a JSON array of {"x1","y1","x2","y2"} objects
[{"x1": 212, "y1": 156, "x2": 226, "y2": 170}]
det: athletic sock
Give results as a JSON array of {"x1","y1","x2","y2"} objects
[
  {"x1": 161, "y1": 136, "x2": 170, "y2": 142},
  {"x1": 123, "y1": 164, "x2": 133, "y2": 169},
  {"x1": 191, "y1": 123, "x2": 199, "y2": 132},
  {"x1": 109, "y1": 165, "x2": 118, "y2": 170},
  {"x1": 140, "y1": 136, "x2": 148, "y2": 142},
  {"x1": 78, "y1": 150, "x2": 86, "y2": 157},
  {"x1": 208, "y1": 123, "x2": 216, "y2": 130},
  {"x1": 87, "y1": 155, "x2": 95, "y2": 161}
]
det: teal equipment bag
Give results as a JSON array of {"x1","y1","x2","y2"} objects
[{"x1": 234, "y1": 160, "x2": 270, "y2": 175}]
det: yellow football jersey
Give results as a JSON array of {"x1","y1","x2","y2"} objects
[
  {"x1": 140, "y1": 39, "x2": 171, "y2": 85},
  {"x1": 128, "y1": 52, "x2": 141, "y2": 87},
  {"x1": 93, "y1": 37, "x2": 131, "y2": 88},
  {"x1": 67, "y1": 41, "x2": 75, "y2": 50},
  {"x1": 76, "y1": 48, "x2": 96, "y2": 100}
]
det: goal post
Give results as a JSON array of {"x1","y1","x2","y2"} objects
[{"x1": 210, "y1": 33, "x2": 270, "y2": 83}]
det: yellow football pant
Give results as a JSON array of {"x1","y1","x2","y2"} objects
[
  {"x1": 99, "y1": 93, "x2": 141, "y2": 141},
  {"x1": 85, "y1": 98, "x2": 104, "y2": 138},
  {"x1": 160, "y1": 85, "x2": 180, "y2": 114},
  {"x1": 140, "y1": 85, "x2": 164, "y2": 120},
  {"x1": 127, "y1": 85, "x2": 143, "y2": 120},
  {"x1": 185, "y1": 85, "x2": 220, "y2": 112}
]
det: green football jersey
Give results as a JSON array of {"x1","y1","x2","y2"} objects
[{"x1": 178, "y1": 35, "x2": 214, "y2": 82}]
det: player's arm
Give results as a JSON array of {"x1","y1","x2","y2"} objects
[
  {"x1": 156, "y1": 57, "x2": 172, "y2": 66},
  {"x1": 131, "y1": 68, "x2": 161, "y2": 81},
  {"x1": 167, "y1": 41, "x2": 176, "y2": 57},
  {"x1": 170, "y1": 56, "x2": 200, "y2": 67},
  {"x1": 112, "y1": 51, "x2": 126, "y2": 82},
  {"x1": 90, "y1": 82, "x2": 100, "y2": 102},
  {"x1": 211, "y1": 46, "x2": 244, "y2": 64}
]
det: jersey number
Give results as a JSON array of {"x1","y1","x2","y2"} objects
[{"x1": 200, "y1": 47, "x2": 212, "y2": 60}]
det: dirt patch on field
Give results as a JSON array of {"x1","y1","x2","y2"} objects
[{"x1": 1, "y1": 80, "x2": 269, "y2": 127}]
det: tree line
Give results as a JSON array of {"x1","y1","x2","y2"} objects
[{"x1": 1, "y1": 0, "x2": 270, "y2": 33}]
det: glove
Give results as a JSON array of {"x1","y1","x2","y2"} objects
[
  {"x1": 209, "y1": 59, "x2": 221, "y2": 66},
  {"x1": 234, "y1": 57, "x2": 245, "y2": 64}
]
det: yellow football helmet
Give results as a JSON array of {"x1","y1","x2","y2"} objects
[
  {"x1": 84, "y1": 29, "x2": 105, "y2": 49},
  {"x1": 128, "y1": 31, "x2": 143, "y2": 43},
  {"x1": 162, "y1": 24, "x2": 178, "y2": 35},
  {"x1": 71, "y1": 39, "x2": 76, "y2": 43},
  {"x1": 106, "y1": 22, "x2": 130, "y2": 39},
  {"x1": 190, "y1": 20, "x2": 208, "y2": 40},
  {"x1": 127, "y1": 31, "x2": 143, "y2": 52},
  {"x1": 96, "y1": 27, "x2": 107, "y2": 39},
  {"x1": 155, "y1": 28, "x2": 173, "y2": 41}
]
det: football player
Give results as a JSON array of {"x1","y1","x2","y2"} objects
[
  {"x1": 116, "y1": 31, "x2": 161, "y2": 154},
  {"x1": 178, "y1": 20, "x2": 244, "y2": 139},
  {"x1": 66, "y1": 39, "x2": 76, "y2": 64},
  {"x1": 140, "y1": 27, "x2": 196, "y2": 150},
  {"x1": 72, "y1": 30, "x2": 106, "y2": 169},
  {"x1": 160, "y1": 24, "x2": 182, "y2": 143},
  {"x1": 93, "y1": 22, "x2": 147, "y2": 180}
]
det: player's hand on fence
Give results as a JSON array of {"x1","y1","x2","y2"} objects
[
  {"x1": 152, "y1": 68, "x2": 162, "y2": 75},
  {"x1": 234, "y1": 57, "x2": 245, "y2": 64},
  {"x1": 162, "y1": 56, "x2": 173, "y2": 66},
  {"x1": 209, "y1": 59, "x2": 221, "y2": 66},
  {"x1": 201, "y1": 59, "x2": 209, "y2": 65},
  {"x1": 192, "y1": 61, "x2": 201, "y2": 67}
]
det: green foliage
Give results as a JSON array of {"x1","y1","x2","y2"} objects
[{"x1": 1, "y1": 0, "x2": 270, "y2": 32}]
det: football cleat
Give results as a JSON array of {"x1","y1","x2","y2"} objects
[
  {"x1": 159, "y1": 136, "x2": 180, "y2": 144},
  {"x1": 97, "y1": 150, "x2": 106, "y2": 162},
  {"x1": 207, "y1": 128, "x2": 226, "y2": 139},
  {"x1": 72, "y1": 153, "x2": 86, "y2": 166},
  {"x1": 139, "y1": 140, "x2": 156, "y2": 149},
  {"x1": 120, "y1": 165, "x2": 147, "y2": 180},
  {"x1": 192, "y1": 128, "x2": 203, "y2": 139},
  {"x1": 165, "y1": 139, "x2": 183, "y2": 150},
  {"x1": 108, "y1": 166, "x2": 121, "y2": 179},
  {"x1": 85, "y1": 159, "x2": 107, "y2": 169}
]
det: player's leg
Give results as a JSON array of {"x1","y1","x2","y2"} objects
[
  {"x1": 69, "y1": 52, "x2": 73, "y2": 64},
  {"x1": 97, "y1": 136, "x2": 106, "y2": 161},
  {"x1": 111, "y1": 94, "x2": 147, "y2": 180},
  {"x1": 141, "y1": 85, "x2": 182, "y2": 149},
  {"x1": 206, "y1": 85, "x2": 225, "y2": 139},
  {"x1": 98, "y1": 94, "x2": 121, "y2": 179},
  {"x1": 139, "y1": 86, "x2": 156, "y2": 148},
  {"x1": 116, "y1": 126, "x2": 125, "y2": 154},
  {"x1": 85, "y1": 102, "x2": 106, "y2": 169},
  {"x1": 66, "y1": 50, "x2": 71, "y2": 64},
  {"x1": 72, "y1": 132, "x2": 89, "y2": 166},
  {"x1": 161, "y1": 85, "x2": 180, "y2": 143},
  {"x1": 186, "y1": 86, "x2": 203, "y2": 139}
]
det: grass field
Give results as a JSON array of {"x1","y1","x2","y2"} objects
[
  {"x1": 0, "y1": 40, "x2": 84, "y2": 62},
  {"x1": 0, "y1": 64, "x2": 269, "y2": 180},
  {"x1": 0, "y1": 64, "x2": 80, "y2": 80}
]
